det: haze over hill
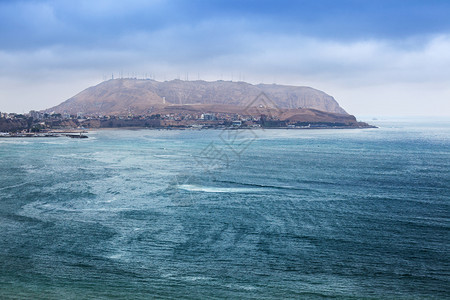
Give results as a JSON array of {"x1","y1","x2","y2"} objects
[{"x1": 46, "y1": 79, "x2": 348, "y2": 116}]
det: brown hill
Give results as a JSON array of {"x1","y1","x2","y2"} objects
[{"x1": 46, "y1": 79, "x2": 348, "y2": 116}]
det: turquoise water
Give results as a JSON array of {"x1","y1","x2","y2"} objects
[{"x1": 1, "y1": 120, "x2": 449, "y2": 299}]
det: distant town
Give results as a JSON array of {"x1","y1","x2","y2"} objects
[{"x1": 0, "y1": 109, "x2": 374, "y2": 137}]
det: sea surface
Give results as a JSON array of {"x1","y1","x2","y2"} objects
[{"x1": 0, "y1": 119, "x2": 449, "y2": 299}]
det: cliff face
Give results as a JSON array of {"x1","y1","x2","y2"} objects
[{"x1": 46, "y1": 79, "x2": 348, "y2": 115}]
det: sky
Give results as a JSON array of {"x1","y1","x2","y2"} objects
[{"x1": 1, "y1": 0, "x2": 449, "y2": 117}]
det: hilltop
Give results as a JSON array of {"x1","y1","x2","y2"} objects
[{"x1": 46, "y1": 79, "x2": 348, "y2": 116}]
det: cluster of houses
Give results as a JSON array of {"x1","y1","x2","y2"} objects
[{"x1": 1, "y1": 109, "x2": 281, "y2": 132}]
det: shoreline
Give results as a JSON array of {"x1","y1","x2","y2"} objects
[
  {"x1": 0, "y1": 124, "x2": 377, "y2": 138},
  {"x1": 88, "y1": 124, "x2": 378, "y2": 131}
]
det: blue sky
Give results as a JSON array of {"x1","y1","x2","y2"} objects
[{"x1": 1, "y1": 0, "x2": 449, "y2": 116}]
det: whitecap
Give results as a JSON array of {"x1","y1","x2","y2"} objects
[
  {"x1": 180, "y1": 276, "x2": 213, "y2": 282},
  {"x1": 0, "y1": 181, "x2": 35, "y2": 191},
  {"x1": 177, "y1": 184, "x2": 262, "y2": 193},
  {"x1": 224, "y1": 283, "x2": 258, "y2": 291}
]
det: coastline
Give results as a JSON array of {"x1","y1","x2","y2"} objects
[{"x1": 0, "y1": 123, "x2": 377, "y2": 137}]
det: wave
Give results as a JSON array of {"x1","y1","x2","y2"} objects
[
  {"x1": 0, "y1": 140, "x2": 31, "y2": 145},
  {"x1": 177, "y1": 184, "x2": 264, "y2": 193},
  {"x1": 153, "y1": 154, "x2": 181, "y2": 158},
  {"x1": 212, "y1": 179, "x2": 309, "y2": 192},
  {"x1": 176, "y1": 179, "x2": 311, "y2": 193},
  {"x1": 223, "y1": 283, "x2": 258, "y2": 291},
  {"x1": 0, "y1": 181, "x2": 38, "y2": 191}
]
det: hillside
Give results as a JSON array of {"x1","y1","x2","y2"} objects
[{"x1": 46, "y1": 79, "x2": 348, "y2": 116}]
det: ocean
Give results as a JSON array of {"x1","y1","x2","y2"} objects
[{"x1": 0, "y1": 119, "x2": 449, "y2": 299}]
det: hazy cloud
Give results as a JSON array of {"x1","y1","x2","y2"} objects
[{"x1": 1, "y1": 0, "x2": 449, "y2": 115}]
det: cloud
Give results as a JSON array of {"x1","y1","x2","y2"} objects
[
  {"x1": 2, "y1": 0, "x2": 450, "y2": 50},
  {"x1": 0, "y1": 0, "x2": 449, "y2": 115}
]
